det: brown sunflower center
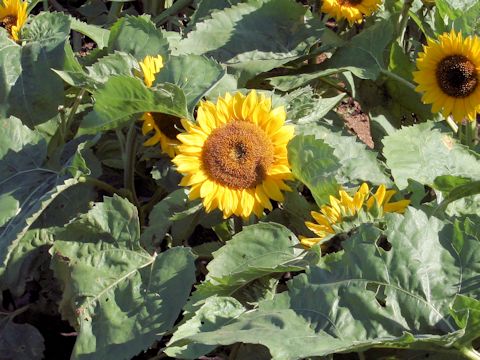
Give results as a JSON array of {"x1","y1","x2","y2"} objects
[
  {"x1": 339, "y1": 0, "x2": 363, "y2": 6},
  {"x1": 1, "y1": 15, "x2": 17, "y2": 34},
  {"x1": 201, "y1": 121, "x2": 274, "y2": 190},
  {"x1": 436, "y1": 55, "x2": 478, "y2": 98},
  {"x1": 151, "y1": 113, "x2": 182, "y2": 139}
]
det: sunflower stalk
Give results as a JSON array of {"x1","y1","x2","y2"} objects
[
  {"x1": 63, "y1": 88, "x2": 85, "y2": 142},
  {"x1": 458, "y1": 347, "x2": 480, "y2": 360},
  {"x1": 397, "y1": 0, "x2": 414, "y2": 44},
  {"x1": 124, "y1": 122, "x2": 141, "y2": 210},
  {"x1": 463, "y1": 120, "x2": 477, "y2": 148},
  {"x1": 380, "y1": 68, "x2": 416, "y2": 90}
]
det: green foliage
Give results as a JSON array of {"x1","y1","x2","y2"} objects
[
  {"x1": 51, "y1": 195, "x2": 197, "y2": 360},
  {"x1": 383, "y1": 122, "x2": 480, "y2": 189},
  {"x1": 176, "y1": 0, "x2": 325, "y2": 82},
  {"x1": 79, "y1": 75, "x2": 188, "y2": 133},
  {"x1": 1, "y1": 12, "x2": 70, "y2": 127}
]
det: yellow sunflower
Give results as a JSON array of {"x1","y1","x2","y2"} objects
[
  {"x1": 301, "y1": 183, "x2": 410, "y2": 248},
  {"x1": 138, "y1": 54, "x2": 182, "y2": 158},
  {"x1": 321, "y1": 0, "x2": 382, "y2": 26},
  {"x1": 172, "y1": 90, "x2": 295, "y2": 219},
  {"x1": 0, "y1": 0, "x2": 28, "y2": 42},
  {"x1": 413, "y1": 30, "x2": 480, "y2": 123}
]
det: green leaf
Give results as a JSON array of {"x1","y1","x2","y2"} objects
[
  {"x1": 140, "y1": 189, "x2": 189, "y2": 251},
  {"x1": 108, "y1": 15, "x2": 170, "y2": 59},
  {"x1": 287, "y1": 135, "x2": 340, "y2": 206},
  {"x1": 78, "y1": 75, "x2": 188, "y2": 134},
  {"x1": 166, "y1": 296, "x2": 245, "y2": 359},
  {"x1": 189, "y1": 223, "x2": 307, "y2": 305},
  {"x1": 51, "y1": 195, "x2": 197, "y2": 360},
  {"x1": 433, "y1": 175, "x2": 473, "y2": 192},
  {"x1": 450, "y1": 295, "x2": 480, "y2": 348},
  {"x1": 0, "y1": 117, "x2": 89, "y2": 274},
  {"x1": 0, "y1": 317, "x2": 45, "y2": 360},
  {"x1": 435, "y1": 180, "x2": 480, "y2": 215},
  {"x1": 54, "y1": 51, "x2": 137, "y2": 91},
  {"x1": 183, "y1": 209, "x2": 480, "y2": 358},
  {"x1": 70, "y1": 17, "x2": 110, "y2": 49},
  {"x1": 155, "y1": 54, "x2": 225, "y2": 113},
  {"x1": 383, "y1": 122, "x2": 480, "y2": 189},
  {"x1": 4, "y1": 12, "x2": 70, "y2": 127},
  {"x1": 326, "y1": 19, "x2": 394, "y2": 80},
  {"x1": 290, "y1": 93, "x2": 346, "y2": 125},
  {"x1": 176, "y1": 0, "x2": 324, "y2": 81}
]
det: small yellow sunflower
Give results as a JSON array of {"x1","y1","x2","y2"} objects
[
  {"x1": 138, "y1": 55, "x2": 182, "y2": 158},
  {"x1": 172, "y1": 90, "x2": 295, "y2": 219},
  {"x1": 0, "y1": 0, "x2": 28, "y2": 42},
  {"x1": 321, "y1": 0, "x2": 382, "y2": 26},
  {"x1": 301, "y1": 183, "x2": 410, "y2": 248},
  {"x1": 413, "y1": 30, "x2": 480, "y2": 123}
]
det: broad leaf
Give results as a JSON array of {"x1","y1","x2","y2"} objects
[
  {"x1": 108, "y1": 15, "x2": 170, "y2": 59},
  {"x1": 3, "y1": 12, "x2": 70, "y2": 127},
  {"x1": 287, "y1": 135, "x2": 340, "y2": 206},
  {"x1": 0, "y1": 316, "x2": 45, "y2": 360},
  {"x1": 155, "y1": 54, "x2": 225, "y2": 113},
  {"x1": 383, "y1": 122, "x2": 480, "y2": 189},
  {"x1": 326, "y1": 19, "x2": 393, "y2": 80},
  {"x1": 70, "y1": 17, "x2": 110, "y2": 49},
  {"x1": 176, "y1": 0, "x2": 324, "y2": 81},
  {"x1": 181, "y1": 209, "x2": 480, "y2": 358},
  {"x1": 51, "y1": 195, "x2": 196, "y2": 360},
  {"x1": 0, "y1": 117, "x2": 89, "y2": 275},
  {"x1": 78, "y1": 75, "x2": 188, "y2": 133}
]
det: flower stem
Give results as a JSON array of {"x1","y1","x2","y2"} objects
[
  {"x1": 80, "y1": 176, "x2": 127, "y2": 198},
  {"x1": 458, "y1": 347, "x2": 480, "y2": 360},
  {"x1": 446, "y1": 116, "x2": 459, "y2": 134},
  {"x1": 397, "y1": 0, "x2": 414, "y2": 44},
  {"x1": 380, "y1": 69, "x2": 416, "y2": 90},
  {"x1": 66, "y1": 88, "x2": 85, "y2": 139},
  {"x1": 124, "y1": 122, "x2": 140, "y2": 208}
]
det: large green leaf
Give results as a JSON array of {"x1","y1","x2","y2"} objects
[
  {"x1": 296, "y1": 123, "x2": 391, "y2": 185},
  {"x1": 287, "y1": 135, "x2": 340, "y2": 206},
  {"x1": 78, "y1": 75, "x2": 188, "y2": 133},
  {"x1": 54, "y1": 51, "x2": 137, "y2": 91},
  {"x1": 0, "y1": 117, "x2": 89, "y2": 275},
  {"x1": 70, "y1": 17, "x2": 110, "y2": 49},
  {"x1": 181, "y1": 209, "x2": 480, "y2": 358},
  {"x1": 176, "y1": 0, "x2": 324, "y2": 81},
  {"x1": 188, "y1": 223, "x2": 308, "y2": 306},
  {"x1": 51, "y1": 195, "x2": 196, "y2": 360},
  {"x1": 5, "y1": 12, "x2": 70, "y2": 127},
  {"x1": 326, "y1": 19, "x2": 393, "y2": 80},
  {"x1": 383, "y1": 122, "x2": 480, "y2": 189},
  {"x1": 108, "y1": 15, "x2": 170, "y2": 59},
  {"x1": 155, "y1": 54, "x2": 225, "y2": 113}
]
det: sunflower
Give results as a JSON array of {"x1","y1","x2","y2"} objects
[
  {"x1": 172, "y1": 91, "x2": 294, "y2": 219},
  {"x1": 413, "y1": 30, "x2": 480, "y2": 123},
  {"x1": 301, "y1": 183, "x2": 410, "y2": 248},
  {"x1": 321, "y1": 0, "x2": 382, "y2": 26},
  {"x1": 0, "y1": 0, "x2": 28, "y2": 42},
  {"x1": 138, "y1": 54, "x2": 182, "y2": 158}
]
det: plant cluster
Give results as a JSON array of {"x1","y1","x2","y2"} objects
[{"x1": 1, "y1": 0, "x2": 480, "y2": 359}]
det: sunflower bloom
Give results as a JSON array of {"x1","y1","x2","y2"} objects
[
  {"x1": 0, "y1": 0, "x2": 28, "y2": 42},
  {"x1": 413, "y1": 30, "x2": 480, "y2": 123},
  {"x1": 301, "y1": 183, "x2": 409, "y2": 248},
  {"x1": 321, "y1": 0, "x2": 382, "y2": 26},
  {"x1": 138, "y1": 55, "x2": 181, "y2": 157},
  {"x1": 172, "y1": 91, "x2": 294, "y2": 219}
]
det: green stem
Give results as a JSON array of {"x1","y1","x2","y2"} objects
[
  {"x1": 124, "y1": 122, "x2": 139, "y2": 207},
  {"x1": 141, "y1": 187, "x2": 167, "y2": 217},
  {"x1": 465, "y1": 120, "x2": 477, "y2": 148},
  {"x1": 397, "y1": 0, "x2": 414, "y2": 43},
  {"x1": 107, "y1": 2, "x2": 123, "y2": 24},
  {"x1": 380, "y1": 68, "x2": 416, "y2": 90},
  {"x1": 458, "y1": 347, "x2": 480, "y2": 360},
  {"x1": 445, "y1": 116, "x2": 459, "y2": 134},
  {"x1": 317, "y1": 76, "x2": 352, "y2": 97},
  {"x1": 67, "y1": 88, "x2": 86, "y2": 140},
  {"x1": 80, "y1": 176, "x2": 127, "y2": 197}
]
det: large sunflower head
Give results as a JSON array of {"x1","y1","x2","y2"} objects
[
  {"x1": 321, "y1": 0, "x2": 382, "y2": 26},
  {"x1": 301, "y1": 183, "x2": 410, "y2": 249},
  {"x1": 137, "y1": 55, "x2": 181, "y2": 157},
  {"x1": 172, "y1": 90, "x2": 295, "y2": 219},
  {"x1": 414, "y1": 30, "x2": 480, "y2": 123},
  {"x1": 0, "y1": 0, "x2": 28, "y2": 42}
]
